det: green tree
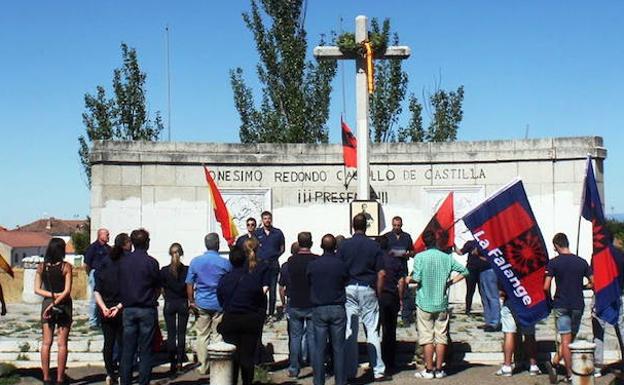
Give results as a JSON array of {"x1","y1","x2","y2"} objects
[
  {"x1": 364, "y1": 19, "x2": 463, "y2": 143},
  {"x1": 369, "y1": 19, "x2": 408, "y2": 143},
  {"x1": 70, "y1": 217, "x2": 91, "y2": 256},
  {"x1": 231, "y1": 0, "x2": 337, "y2": 144},
  {"x1": 78, "y1": 43, "x2": 163, "y2": 187},
  {"x1": 606, "y1": 219, "x2": 624, "y2": 245},
  {"x1": 397, "y1": 95, "x2": 424, "y2": 142},
  {"x1": 425, "y1": 86, "x2": 465, "y2": 142}
]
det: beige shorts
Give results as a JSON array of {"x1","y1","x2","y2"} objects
[{"x1": 417, "y1": 308, "x2": 449, "y2": 345}]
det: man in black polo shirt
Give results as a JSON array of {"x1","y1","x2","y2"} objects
[
  {"x1": 308, "y1": 234, "x2": 348, "y2": 385},
  {"x1": 283, "y1": 232, "x2": 317, "y2": 378},
  {"x1": 378, "y1": 236, "x2": 407, "y2": 373},
  {"x1": 118, "y1": 229, "x2": 161, "y2": 385},
  {"x1": 235, "y1": 217, "x2": 257, "y2": 250},
  {"x1": 338, "y1": 214, "x2": 387, "y2": 381},
  {"x1": 255, "y1": 211, "x2": 285, "y2": 317},
  {"x1": 544, "y1": 232, "x2": 593, "y2": 382},
  {"x1": 383, "y1": 216, "x2": 415, "y2": 325}
]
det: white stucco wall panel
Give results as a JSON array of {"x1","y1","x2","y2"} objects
[{"x1": 90, "y1": 138, "x2": 607, "y2": 305}]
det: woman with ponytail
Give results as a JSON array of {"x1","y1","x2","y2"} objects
[
  {"x1": 95, "y1": 232, "x2": 130, "y2": 385},
  {"x1": 243, "y1": 238, "x2": 269, "y2": 296},
  {"x1": 160, "y1": 243, "x2": 189, "y2": 373}
]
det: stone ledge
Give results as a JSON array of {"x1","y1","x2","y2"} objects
[{"x1": 90, "y1": 137, "x2": 605, "y2": 166}]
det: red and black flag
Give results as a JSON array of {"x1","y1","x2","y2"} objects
[
  {"x1": 414, "y1": 192, "x2": 455, "y2": 253},
  {"x1": 341, "y1": 117, "x2": 357, "y2": 168},
  {"x1": 462, "y1": 180, "x2": 550, "y2": 327},
  {"x1": 582, "y1": 157, "x2": 621, "y2": 325}
]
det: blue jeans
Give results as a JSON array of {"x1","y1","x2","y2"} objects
[
  {"x1": 88, "y1": 270, "x2": 100, "y2": 327},
  {"x1": 121, "y1": 307, "x2": 157, "y2": 385},
  {"x1": 401, "y1": 285, "x2": 416, "y2": 324},
  {"x1": 554, "y1": 308, "x2": 583, "y2": 335},
  {"x1": 345, "y1": 285, "x2": 385, "y2": 378},
  {"x1": 287, "y1": 307, "x2": 315, "y2": 375},
  {"x1": 313, "y1": 305, "x2": 346, "y2": 385},
  {"x1": 479, "y1": 269, "x2": 501, "y2": 326}
]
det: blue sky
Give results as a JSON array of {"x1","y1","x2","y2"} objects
[{"x1": 1, "y1": 1, "x2": 622, "y2": 228}]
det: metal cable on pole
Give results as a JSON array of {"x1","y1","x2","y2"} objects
[{"x1": 165, "y1": 24, "x2": 172, "y2": 141}]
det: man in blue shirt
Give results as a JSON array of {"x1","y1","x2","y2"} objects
[
  {"x1": 544, "y1": 232, "x2": 593, "y2": 383},
  {"x1": 254, "y1": 211, "x2": 285, "y2": 317},
  {"x1": 84, "y1": 228, "x2": 111, "y2": 328},
  {"x1": 118, "y1": 229, "x2": 160, "y2": 385},
  {"x1": 185, "y1": 233, "x2": 232, "y2": 375},
  {"x1": 338, "y1": 214, "x2": 387, "y2": 381},
  {"x1": 308, "y1": 234, "x2": 349, "y2": 385}
]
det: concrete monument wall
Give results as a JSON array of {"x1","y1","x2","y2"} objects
[{"x1": 90, "y1": 137, "x2": 606, "y2": 302}]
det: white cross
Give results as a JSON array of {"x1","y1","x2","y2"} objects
[{"x1": 314, "y1": 15, "x2": 411, "y2": 200}]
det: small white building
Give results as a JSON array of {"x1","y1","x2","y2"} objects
[{"x1": 0, "y1": 231, "x2": 51, "y2": 266}]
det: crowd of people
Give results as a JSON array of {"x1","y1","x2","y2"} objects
[{"x1": 24, "y1": 210, "x2": 624, "y2": 385}]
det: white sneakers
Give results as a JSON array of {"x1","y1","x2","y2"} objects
[
  {"x1": 594, "y1": 367, "x2": 603, "y2": 378},
  {"x1": 414, "y1": 369, "x2": 446, "y2": 379},
  {"x1": 495, "y1": 365, "x2": 512, "y2": 377},
  {"x1": 415, "y1": 369, "x2": 435, "y2": 379},
  {"x1": 495, "y1": 364, "x2": 540, "y2": 377}
]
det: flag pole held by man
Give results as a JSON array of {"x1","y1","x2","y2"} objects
[
  {"x1": 581, "y1": 156, "x2": 622, "y2": 325},
  {"x1": 203, "y1": 165, "x2": 239, "y2": 246}
]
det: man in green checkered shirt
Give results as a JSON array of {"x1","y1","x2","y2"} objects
[{"x1": 411, "y1": 230, "x2": 469, "y2": 379}]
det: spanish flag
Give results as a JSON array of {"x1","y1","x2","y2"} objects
[
  {"x1": 0, "y1": 253, "x2": 14, "y2": 278},
  {"x1": 203, "y1": 166, "x2": 239, "y2": 246}
]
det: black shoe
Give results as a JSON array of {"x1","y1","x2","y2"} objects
[
  {"x1": 544, "y1": 361, "x2": 558, "y2": 384},
  {"x1": 483, "y1": 324, "x2": 502, "y2": 332},
  {"x1": 374, "y1": 374, "x2": 393, "y2": 382}
]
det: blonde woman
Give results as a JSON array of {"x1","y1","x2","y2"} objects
[
  {"x1": 160, "y1": 243, "x2": 189, "y2": 373},
  {"x1": 243, "y1": 238, "x2": 270, "y2": 297},
  {"x1": 35, "y1": 238, "x2": 73, "y2": 385}
]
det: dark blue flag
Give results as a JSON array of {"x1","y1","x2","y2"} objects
[
  {"x1": 463, "y1": 180, "x2": 550, "y2": 327},
  {"x1": 582, "y1": 157, "x2": 622, "y2": 325}
]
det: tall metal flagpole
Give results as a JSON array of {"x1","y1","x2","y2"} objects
[
  {"x1": 165, "y1": 25, "x2": 172, "y2": 141},
  {"x1": 576, "y1": 155, "x2": 591, "y2": 255},
  {"x1": 340, "y1": 17, "x2": 347, "y2": 119},
  {"x1": 339, "y1": 16, "x2": 349, "y2": 190}
]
